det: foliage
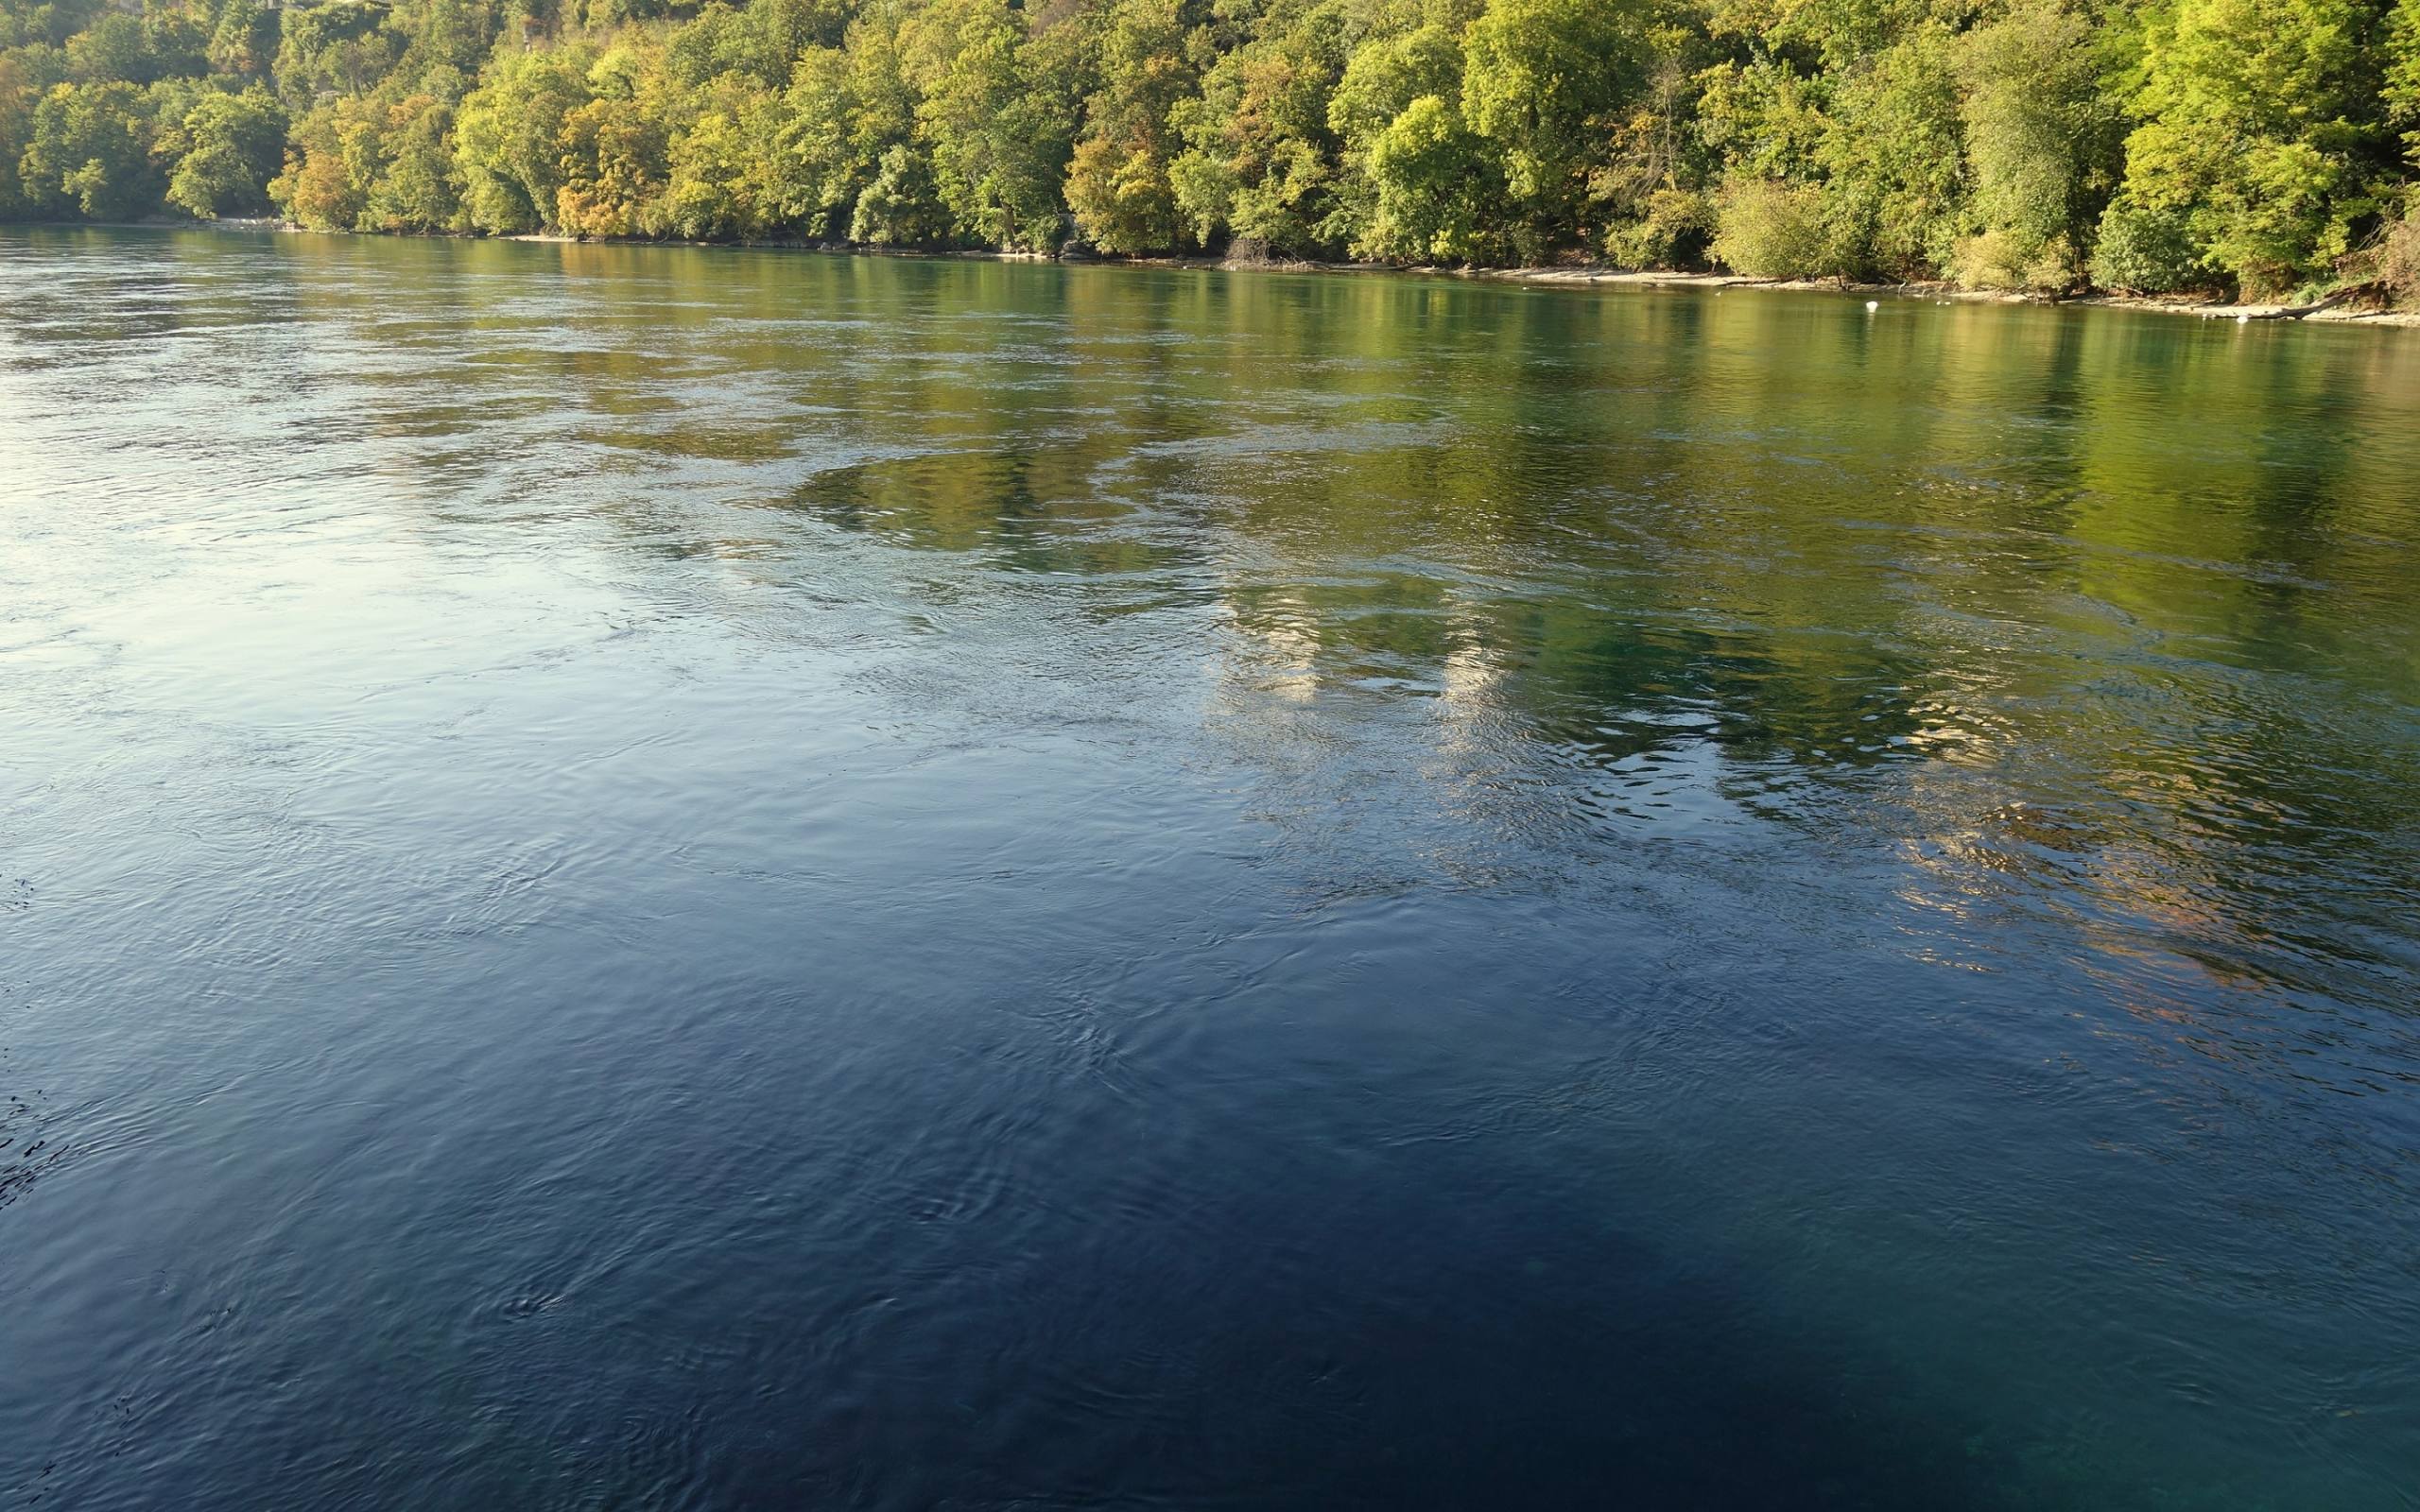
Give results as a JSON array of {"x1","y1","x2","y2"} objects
[
  {"x1": 274, "y1": 92, "x2": 461, "y2": 231},
  {"x1": 2089, "y1": 193, "x2": 2199, "y2": 291},
  {"x1": 1815, "y1": 21, "x2": 1967, "y2": 280},
  {"x1": 1362, "y1": 90, "x2": 1503, "y2": 262},
  {"x1": 2394, "y1": 2, "x2": 2420, "y2": 163},
  {"x1": 1709, "y1": 173, "x2": 1830, "y2": 277},
  {"x1": 658, "y1": 74, "x2": 780, "y2": 237},
  {"x1": 455, "y1": 45, "x2": 591, "y2": 232},
  {"x1": 0, "y1": 0, "x2": 2413, "y2": 295},
  {"x1": 1602, "y1": 185, "x2": 1711, "y2": 266},
  {"x1": 21, "y1": 78, "x2": 157, "y2": 217},
  {"x1": 849, "y1": 138, "x2": 946, "y2": 241},
  {"x1": 1956, "y1": 0, "x2": 2119, "y2": 289},
  {"x1": 2111, "y1": 0, "x2": 2394, "y2": 297},
  {"x1": 1169, "y1": 0, "x2": 1350, "y2": 255},
  {"x1": 1326, "y1": 15, "x2": 1480, "y2": 258},
  {"x1": 554, "y1": 43, "x2": 676, "y2": 236},
  {"x1": 1592, "y1": 23, "x2": 1716, "y2": 262},
  {"x1": 0, "y1": 52, "x2": 31, "y2": 215},
  {"x1": 1064, "y1": 0, "x2": 1193, "y2": 252},
  {"x1": 162, "y1": 83, "x2": 283, "y2": 216},
  {"x1": 903, "y1": 0, "x2": 1078, "y2": 249},
  {"x1": 1461, "y1": 0, "x2": 1642, "y2": 240}
]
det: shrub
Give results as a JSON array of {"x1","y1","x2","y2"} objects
[
  {"x1": 2090, "y1": 196, "x2": 2202, "y2": 293},
  {"x1": 851, "y1": 143, "x2": 951, "y2": 246},
  {"x1": 1954, "y1": 228, "x2": 2080, "y2": 292},
  {"x1": 1710, "y1": 176, "x2": 1829, "y2": 278},
  {"x1": 1602, "y1": 187, "x2": 1712, "y2": 268}
]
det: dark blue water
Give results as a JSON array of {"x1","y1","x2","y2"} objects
[{"x1": 4, "y1": 227, "x2": 2418, "y2": 1510}]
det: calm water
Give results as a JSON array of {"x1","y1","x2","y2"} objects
[{"x1": 3, "y1": 228, "x2": 2418, "y2": 1511}]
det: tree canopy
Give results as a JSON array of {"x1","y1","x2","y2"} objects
[{"x1": 3, "y1": 0, "x2": 2416, "y2": 299}]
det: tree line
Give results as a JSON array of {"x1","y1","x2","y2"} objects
[{"x1": 4, "y1": 0, "x2": 2418, "y2": 300}]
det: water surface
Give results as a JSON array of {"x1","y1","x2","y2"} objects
[{"x1": 4, "y1": 227, "x2": 2419, "y2": 1510}]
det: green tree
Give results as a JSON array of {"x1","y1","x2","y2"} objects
[
  {"x1": 1169, "y1": 0, "x2": 1353, "y2": 255},
  {"x1": 660, "y1": 74, "x2": 783, "y2": 238},
  {"x1": 389, "y1": 0, "x2": 503, "y2": 95},
  {"x1": 770, "y1": 7, "x2": 919, "y2": 236},
  {"x1": 1710, "y1": 171, "x2": 1830, "y2": 275},
  {"x1": 2107, "y1": 0, "x2": 2392, "y2": 296},
  {"x1": 363, "y1": 93, "x2": 461, "y2": 230},
  {"x1": 1, "y1": 0, "x2": 110, "y2": 53},
  {"x1": 553, "y1": 43, "x2": 676, "y2": 236},
  {"x1": 1064, "y1": 0, "x2": 1195, "y2": 252},
  {"x1": 764, "y1": 44, "x2": 857, "y2": 234},
  {"x1": 1954, "y1": 0, "x2": 2122, "y2": 289},
  {"x1": 5, "y1": 0, "x2": 2417, "y2": 287},
  {"x1": 0, "y1": 55, "x2": 32, "y2": 216},
  {"x1": 20, "y1": 78, "x2": 158, "y2": 216},
  {"x1": 270, "y1": 99, "x2": 363, "y2": 229},
  {"x1": 1328, "y1": 14, "x2": 1483, "y2": 256},
  {"x1": 1805, "y1": 20, "x2": 1968, "y2": 280},
  {"x1": 1461, "y1": 0, "x2": 1642, "y2": 244},
  {"x1": 162, "y1": 83, "x2": 285, "y2": 215},
  {"x1": 901, "y1": 0, "x2": 1076, "y2": 249},
  {"x1": 1362, "y1": 91, "x2": 1502, "y2": 260},
  {"x1": 273, "y1": 0, "x2": 404, "y2": 101},
  {"x1": 1592, "y1": 21, "x2": 1716, "y2": 266},
  {"x1": 2388, "y1": 0, "x2": 2419, "y2": 164},
  {"x1": 63, "y1": 10, "x2": 150, "y2": 83},
  {"x1": 454, "y1": 43, "x2": 590, "y2": 232},
  {"x1": 207, "y1": 0, "x2": 279, "y2": 79},
  {"x1": 1693, "y1": 54, "x2": 1826, "y2": 186},
  {"x1": 850, "y1": 137, "x2": 948, "y2": 240},
  {"x1": 141, "y1": 1, "x2": 209, "y2": 80}
]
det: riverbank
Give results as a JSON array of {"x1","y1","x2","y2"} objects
[
  {"x1": 1176, "y1": 253, "x2": 2420, "y2": 327},
  {"x1": 169, "y1": 217, "x2": 2420, "y2": 328},
  {"x1": 1451, "y1": 265, "x2": 2420, "y2": 327}
]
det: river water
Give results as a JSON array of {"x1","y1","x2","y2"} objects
[{"x1": 3, "y1": 227, "x2": 2417, "y2": 1510}]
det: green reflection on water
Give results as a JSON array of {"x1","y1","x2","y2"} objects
[{"x1": 6, "y1": 225, "x2": 2419, "y2": 1507}]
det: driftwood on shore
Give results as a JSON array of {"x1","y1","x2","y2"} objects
[{"x1": 2238, "y1": 283, "x2": 2384, "y2": 320}]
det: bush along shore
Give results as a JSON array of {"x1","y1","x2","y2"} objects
[{"x1": 7, "y1": 0, "x2": 2420, "y2": 315}]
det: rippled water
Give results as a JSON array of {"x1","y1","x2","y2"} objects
[{"x1": 3, "y1": 227, "x2": 2418, "y2": 1510}]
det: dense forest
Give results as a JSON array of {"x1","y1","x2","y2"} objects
[{"x1": 2, "y1": 0, "x2": 2417, "y2": 299}]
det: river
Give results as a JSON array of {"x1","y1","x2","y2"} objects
[{"x1": 3, "y1": 226, "x2": 2418, "y2": 1510}]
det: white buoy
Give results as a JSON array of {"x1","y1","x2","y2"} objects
[
  {"x1": 1865, "y1": 300, "x2": 1879, "y2": 312},
  {"x1": 2237, "y1": 313, "x2": 2250, "y2": 324}
]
